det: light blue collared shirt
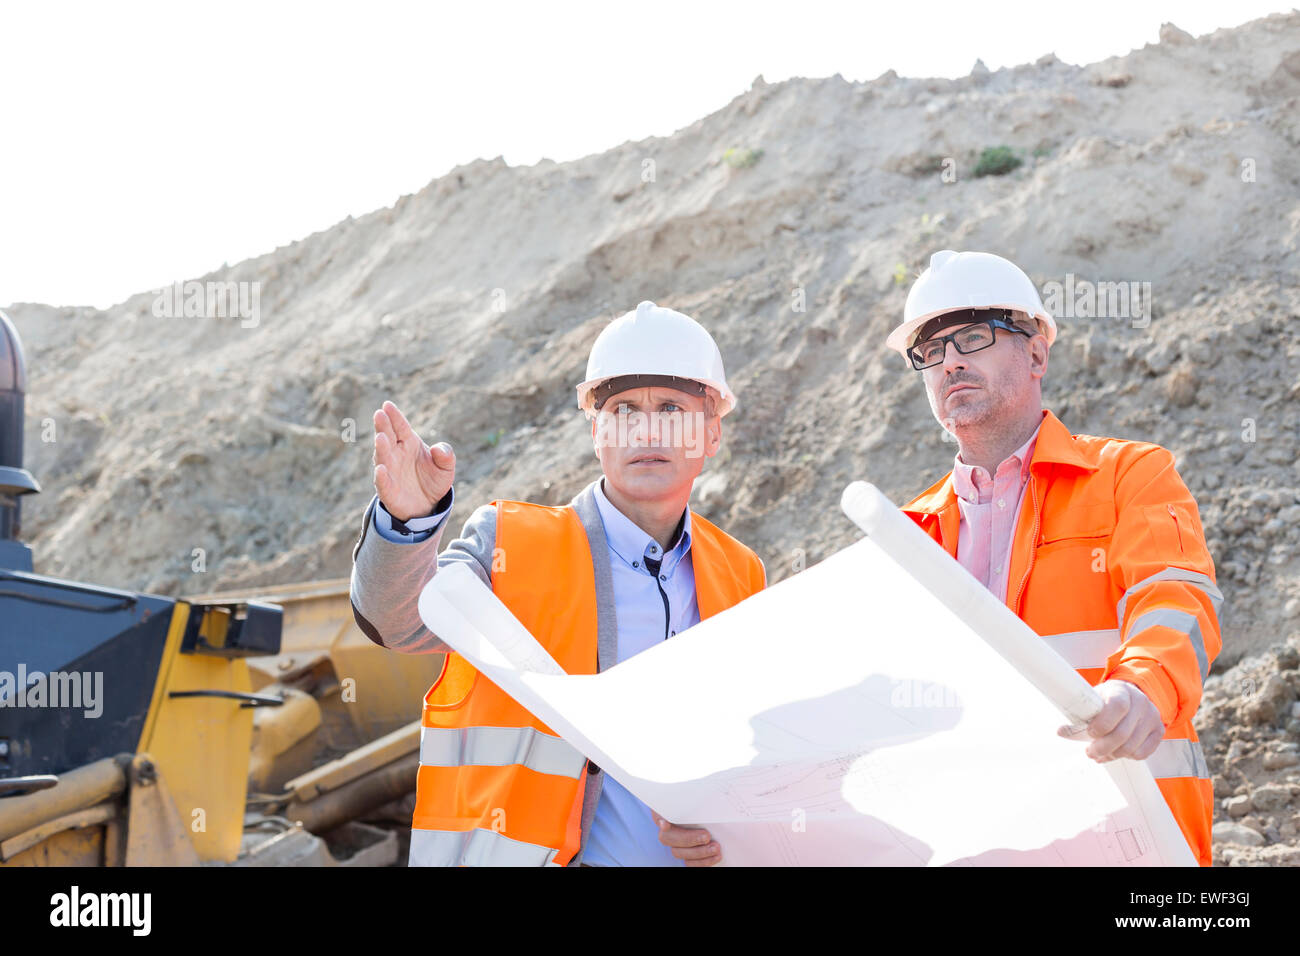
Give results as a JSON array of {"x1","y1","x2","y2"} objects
[
  {"x1": 581, "y1": 477, "x2": 696, "y2": 867},
  {"x1": 372, "y1": 478, "x2": 696, "y2": 866}
]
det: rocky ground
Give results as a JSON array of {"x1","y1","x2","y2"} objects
[
  {"x1": 1202, "y1": 634, "x2": 1300, "y2": 865},
  {"x1": 5, "y1": 16, "x2": 1299, "y2": 864}
]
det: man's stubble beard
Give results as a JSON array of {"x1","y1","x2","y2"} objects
[
  {"x1": 930, "y1": 361, "x2": 1026, "y2": 437},
  {"x1": 932, "y1": 382, "x2": 1000, "y2": 432}
]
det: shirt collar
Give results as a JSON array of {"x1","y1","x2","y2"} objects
[
  {"x1": 593, "y1": 477, "x2": 692, "y2": 575},
  {"x1": 951, "y1": 411, "x2": 1045, "y2": 503},
  {"x1": 904, "y1": 411, "x2": 1099, "y2": 517}
]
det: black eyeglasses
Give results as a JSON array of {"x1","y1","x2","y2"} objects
[{"x1": 907, "y1": 313, "x2": 1030, "y2": 370}]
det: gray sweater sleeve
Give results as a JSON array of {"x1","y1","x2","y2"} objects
[{"x1": 349, "y1": 492, "x2": 498, "y2": 654}]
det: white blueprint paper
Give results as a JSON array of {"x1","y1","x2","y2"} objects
[{"x1": 417, "y1": 483, "x2": 1196, "y2": 867}]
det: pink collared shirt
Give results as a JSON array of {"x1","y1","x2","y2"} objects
[{"x1": 952, "y1": 413, "x2": 1046, "y2": 605}]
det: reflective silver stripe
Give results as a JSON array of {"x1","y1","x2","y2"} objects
[
  {"x1": 1146, "y1": 738, "x2": 1210, "y2": 780},
  {"x1": 419, "y1": 725, "x2": 586, "y2": 779},
  {"x1": 1116, "y1": 568, "x2": 1223, "y2": 626},
  {"x1": 409, "y1": 827, "x2": 561, "y2": 867},
  {"x1": 1041, "y1": 629, "x2": 1122, "y2": 670},
  {"x1": 1127, "y1": 608, "x2": 1210, "y2": 680}
]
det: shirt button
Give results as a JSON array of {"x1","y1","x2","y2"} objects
[
  {"x1": 632, "y1": 560, "x2": 639, "y2": 568},
  {"x1": 997, "y1": 499, "x2": 1006, "y2": 509},
  {"x1": 994, "y1": 566, "x2": 1002, "y2": 574},
  {"x1": 650, "y1": 544, "x2": 659, "y2": 553},
  {"x1": 659, "y1": 574, "x2": 667, "y2": 581}
]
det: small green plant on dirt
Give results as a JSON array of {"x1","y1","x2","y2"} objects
[
  {"x1": 973, "y1": 146, "x2": 1023, "y2": 177},
  {"x1": 723, "y1": 147, "x2": 764, "y2": 169}
]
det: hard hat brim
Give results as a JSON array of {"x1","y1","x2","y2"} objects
[
  {"x1": 886, "y1": 305, "x2": 1058, "y2": 356},
  {"x1": 576, "y1": 376, "x2": 735, "y2": 417}
]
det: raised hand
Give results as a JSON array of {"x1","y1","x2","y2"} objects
[{"x1": 372, "y1": 400, "x2": 455, "y2": 522}]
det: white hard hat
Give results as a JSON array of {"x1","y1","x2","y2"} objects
[
  {"x1": 886, "y1": 250, "x2": 1057, "y2": 357},
  {"x1": 576, "y1": 301, "x2": 736, "y2": 417}
]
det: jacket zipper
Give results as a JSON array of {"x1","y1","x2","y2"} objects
[
  {"x1": 1010, "y1": 475, "x2": 1042, "y2": 615},
  {"x1": 1167, "y1": 503, "x2": 1185, "y2": 552}
]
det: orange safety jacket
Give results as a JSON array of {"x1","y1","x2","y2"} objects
[
  {"x1": 411, "y1": 495, "x2": 766, "y2": 866},
  {"x1": 902, "y1": 410, "x2": 1222, "y2": 866}
]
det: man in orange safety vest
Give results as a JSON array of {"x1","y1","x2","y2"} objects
[{"x1": 349, "y1": 301, "x2": 764, "y2": 866}]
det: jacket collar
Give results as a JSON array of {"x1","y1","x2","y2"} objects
[
  {"x1": 569, "y1": 479, "x2": 619, "y2": 676},
  {"x1": 904, "y1": 409, "x2": 1095, "y2": 515},
  {"x1": 1028, "y1": 409, "x2": 1100, "y2": 474}
]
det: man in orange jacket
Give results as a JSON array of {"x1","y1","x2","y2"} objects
[{"x1": 888, "y1": 251, "x2": 1221, "y2": 866}]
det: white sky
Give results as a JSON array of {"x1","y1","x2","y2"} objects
[{"x1": 1, "y1": 1, "x2": 1292, "y2": 308}]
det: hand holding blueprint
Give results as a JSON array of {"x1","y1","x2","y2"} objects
[{"x1": 417, "y1": 482, "x2": 1195, "y2": 866}]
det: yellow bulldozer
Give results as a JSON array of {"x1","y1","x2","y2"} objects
[{"x1": 0, "y1": 309, "x2": 439, "y2": 867}]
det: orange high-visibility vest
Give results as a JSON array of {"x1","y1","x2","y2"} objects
[
  {"x1": 411, "y1": 496, "x2": 766, "y2": 866},
  {"x1": 902, "y1": 410, "x2": 1221, "y2": 866}
]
